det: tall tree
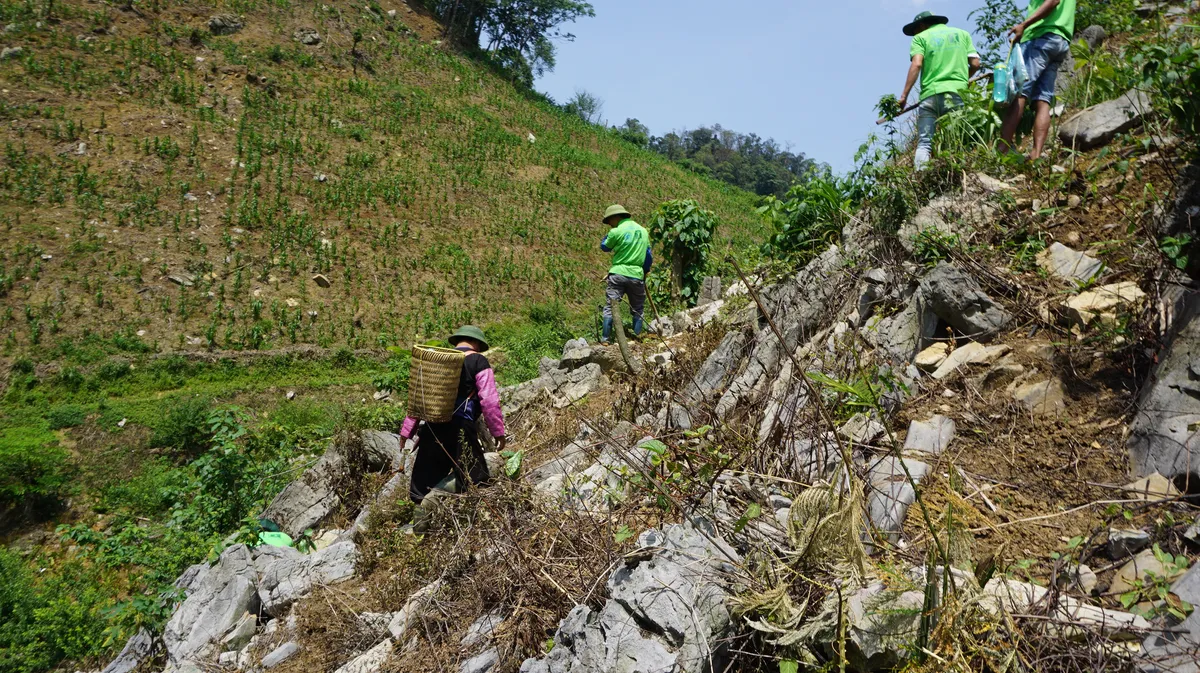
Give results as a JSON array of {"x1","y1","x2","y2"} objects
[{"x1": 564, "y1": 90, "x2": 604, "y2": 124}]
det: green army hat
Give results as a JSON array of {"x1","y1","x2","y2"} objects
[
  {"x1": 603, "y1": 204, "x2": 631, "y2": 223},
  {"x1": 903, "y1": 11, "x2": 949, "y2": 36},
  {"x1": 448, "y1": 325, "x2": 490, "y2": 352}
]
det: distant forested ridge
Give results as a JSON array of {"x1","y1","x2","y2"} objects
[{"x1": 612, "y1": 119, "x2": 825, "y2": 198}]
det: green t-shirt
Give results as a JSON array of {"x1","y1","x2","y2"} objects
[
  {"x1": 1022, "y1": 0, "x2": 1075, "y2": 43},
  {"x1": 603, "y1": 218, "x2": 649, "y2": 280},
  {"x1": 910, "y1": 24, "x2": 979, "y2": 100}
]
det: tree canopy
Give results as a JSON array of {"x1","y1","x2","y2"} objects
[{"x1": 424, "y1": 0, "x2": 594, "y2": 86}]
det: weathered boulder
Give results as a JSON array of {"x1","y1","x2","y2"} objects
[
  {"x1": 867, "y1": 457, "x2": 929, "y2": 546},
  {"x1": 461, "y1": 649, "x2": 500, "y2": 673},
  {"x1": 866, "y1": 292, "x2": 939, "y2": 363},
  {"x1": 334, "y1": 638, "x2": 392, "y2": 673},
  {"x1": 255, "y1": 540, "x2": 358, "y2": 616},
  {"x1": 527, "y1": 440, "x2": 594, "y2": 483},
  {"x1": 681, "y1": 330, "x2": 747, "y2": 405},
  {"x1": 1011, "y1": 378, "x2": 1067, "y2": 416},
  {"x1": 983, "y1": 577, "x2": 1150, "y2": 639},
  {"x1": 1036, "y1": 242, "x2": 1104, "y2": 284},
  {"x1": 462, "y1": 611, "x2": 507, "y2": 649},
  {"x1": 260, "y1": 451, "x2": 342, "y2": 537},
  {"x1": 1064, "y1": 281, "x2": 1146, "y2": 327},
  {"x1": 100, "y1": 628, "x2": 156, "y2": 673},
  {"x1": 918, "y1": 263, "x2": 1011, "y2": 341},
  {"x1": 1059, "y1": 89, "x2": 1152, "y2": 151},
  {"x1": 163, "y1": 544, "x2": 260, "y2": 664},
  {"x1": 502, "y1": 363, "x2": 609, "y2": 413},
  {"x1": 208, "y1": 14, "x2": 244, "y2": 35},
  {"x1": 1142, "y1": 564, "x2": 1200, "y2": 672},
  {"x1": 1079, "y1": 24, "x2": 1107, "y2": 51},
  {"x1": 697, "y1": 276, "x2": 722, "y2": 306},
  {"x1": 805, "y1": 582, "x2": 925, "y2": 670},
  {"x1": 293, "y1": 28, "x2": 320, "y2": 45},
  {"x1": 262, "y1": 641, "x2": 301, "y2": 669},
  {"x1": 361, "y1": 431, "x2": 405, "y2": 470},
  {"x1": 389, "y1": 580, "x2": 443, "y2": 641},
  {"x1": 519, "y1": 524, "x2": 741, "y2": 673},
  {"x1": 1107, "y1": 528, "x2": 1152, "y2": 560},
  {"x1": 1107, "y1": 547, "x2": 1185, "y2": 595},
  {"x1": 1130, "y1": 293, "x2": 1200, "y2": 488},
  {"x1": 903, "y1": 415, "x2": 956, "y2": 455},
  {"x1": 930, "y1": 342, "x2": 1011, "y2": 380}
]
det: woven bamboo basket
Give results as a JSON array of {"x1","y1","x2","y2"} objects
[{"x1": 407, "y1": 345, "x2": 465, "y2": 423}]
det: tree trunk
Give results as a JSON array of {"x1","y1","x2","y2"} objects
[{"x1": 670, "y1": 248, "x2": 684, "y2": 303}]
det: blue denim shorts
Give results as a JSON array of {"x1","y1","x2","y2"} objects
[{"x1": 1020, "y1": 33, "x2": 1071, "y2": 103}]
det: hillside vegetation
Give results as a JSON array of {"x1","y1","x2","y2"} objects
[{"x1": 0, "y1": 0, "x2": 762, "y2": 360}]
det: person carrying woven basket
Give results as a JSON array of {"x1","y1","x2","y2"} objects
[{"x1": 399, "y1": 326, "x2": 507, "y2": 503}]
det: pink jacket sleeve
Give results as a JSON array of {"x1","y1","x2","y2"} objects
[
  {"x1": 474, "y1": 369, "x2": 506, "y2": 438},
  {"x1": 400, "y1": 416, "x2": 418, "y2": 440}
]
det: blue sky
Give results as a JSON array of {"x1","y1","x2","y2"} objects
[{"x1": 537, "y1": 0, "x2": 994, "y2": 172}]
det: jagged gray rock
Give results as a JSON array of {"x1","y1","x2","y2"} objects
[
  {"x1": 903, "y1": 415, "x2": 956, "y2": 455},
  {"x1": 362, "y1": 431, "x2": 405, "y2": 470},
  {"x1": 255, "y1": 540, "x2": 357, "y2": 616},
  {"x1": 1036, "y1": 242, "x2": 1104, "y2": 284},
  {"x1": 208, "y1": 14, "x2": 244, "y2": 35},
  {"x1": 100, "y1": 628, "x2": 157, "y2": 673},
  {"x1": 502, "y1": 363, "x2": 609, "y2": 413},
  {"x1": 462, "y1": 611, "x2": 507, "y2": 649},
  {"x1": 681, "y1": 330, "x2": 747, "y2": 406},
  {"x1": 1130, "y1": 293, "x2": 1200, "y2": 489},
  {"x1": 262, "y1": 641, "x2": 301, "y2": 668},
  {"x1": 1142, "y1": 563, "x2": 1200, "y2": 672},
  {"x1": 334, "y1": 638, "x2": 392, "y2": 673},
  {"x1": 294, "y1": 27, "x2": 320, "y2": 45},
  {"x1": 1079, "y1": 24, "x2": 1107, "y2": 51},
  {"x1": 1059, "y1": 89, "x2": 1152, "y2": 151},
  {"x1": 697, "y1": 276, "x2": 722, "y2": 306},
  {"x1": 163, "y1": 544, "x2": 260, "y2": 664},
  {"x1": 260, "y1": 451, "x2": 342, "y2": 537},
  {"x1": 867, "y1": 457, "x2": 929, "y2": 546},
  {"x1": 519, "y1": 524, "x2": 741, "y2": 673},
  {"x1": 461, "y1": 648, "x2": 500, "y2": 673},
  {"x1": 918, "y1": 262, "x2": 1011, "y2": 341}
]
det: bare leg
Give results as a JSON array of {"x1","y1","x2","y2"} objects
[
  {"x1": 1029, "y1": 100, "x2": 1053, "y2": 160},
  {"x1": 999, "y1": 96, "x2": 1027, "y2": 155}
]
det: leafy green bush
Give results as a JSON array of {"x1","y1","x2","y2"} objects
[
  {"x1": 94, "y1": 359, "x2": 132, "y2": 382},
  {"x1": 932, "y1": 87, "x2": 1002, "y2": 157},
  {"x1": 1135, "y1": 37, "x2": 1200, "y2": 138},
  {"x1": 1077, "y1": 0, "x2": 1138, "y2": 35},
  {"x1": 100, "y1": 460, "x2": 185, "y2": 517},
  {"x1": 46, "y1": 404, "x2": 86, "y2": 430},
  {"x1": 758, "y1": 176, "x2": 852, "y2": 260},
  {"x1": 149, "y1": 396, "x2": 213, "y2": 454},
  {"x1": 648, "y1": 199, "x2": 719, "y2": 305},
  {"x1": 0, "y1": 426, "x2": 71, "y2": 512}
]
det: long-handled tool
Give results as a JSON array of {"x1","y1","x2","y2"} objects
[{"x1": 875, "y1": 71, "x2": 994, "y2": 125}]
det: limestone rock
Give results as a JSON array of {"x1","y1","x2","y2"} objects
[
  {"x1": 1079, "y1": 25, "x2": 1107, "y2": 51},
  {"x1": 334, "y1": 638, "x2": 392, "y2": 673},
  {"x1": 931, "y1": 342, "x2": 1011, "y2": 380},
  {"x1": 163, "y1": 544, "x2": 260, "y2": 664},
  {"x1": 260, "y1": 451, "x2": 342, "y2": 537},
  {"x1": 983, "y1": 578, "x2": 1151, "y2": 639},
  {"x1": 261, "y1": 641, "x2": 300, "y2": 668},
  {"x1": 294, "y1": 28, "x2": 320, "y2": 45},
  {"x1": 839, "y1": 413, "x2": 885, "y2": 445},
  {"x1": 903, "y1": 415, "x2": 956, "y2": 455},
  {"x1": 681, "y1": 330, "x2": 747, "y2": 405},
  {"x1": 1012, "y1": 378, "x2": 1067, "y2": 416},
  {"x1": 1130, "y1": 294, "x2": 1200, "y2": 486},
  {"x1": 220, "y1": 611, "x2": 256, "y2": 651},
  {"x1": 1142, "y1": 565, "x2": 1200, "y2": 672},
  {"x1": 697, "y1": 276, "x2": 722, "y2": 306},
  {"x1": 255, "y1": 540, "x2": 357, "y2": 616},
  {"x1": 312, "y1": 273, "x2": 331, "y2": 288},
  {"x1": 462, "y1": 611, "x2": 506, "y2": 649},
  {"x1": 1059, "y1": 89, "x2": 1152, "y2": 151},
  {"x1": 208, "y1": 14, "x2": 244, "y2": 35},
  {"x1": 918, "y1": 263, "x2": 1011, "y2": 341},
  {"x1": 361, "y1": 430, "x2": 405, "y2": 470},
  {"x1": 100, "y1": 628, "x2": 157, "y2": 673},
  {"x1": 1122, "y1": 473, "x2": 1180, "y2": 501},
  {"x1": 914, "y1": 342, "x2": 949, "y2": 372},
  {"x1": 1036, "y1": 242, "x2": 1104, "y2": 284},
  {"x1": 1107, "y1": 547, "x2": 1185, "y2": 595},
  {"x1": 867, "y1": 457, "x2": 929, "y2": 544},
  {"x1": 461, "y1": 648, "x2": 500, "y2": 673},
  {"x1": 519, "y1": 524, "x2": 740, "y2": 673},
  {"x1": 0, "y1": 46, "x2": 23, "y2": 60},
  {"x1": 1064, "y1": 281, "x2": 1146, "y2": 327},
  {"x1": 1107, "y1": 528, "x2": 1151, "y2": 560},
  {"x1": 388, "y1": 580, "x2": 443, "y2": 641}
]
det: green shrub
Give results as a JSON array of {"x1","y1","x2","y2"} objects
[
  {"x1": 758, "y1": 176, "x2": 852, "y2": 260},
  {"x1": 100, "y1": 460, "x2": 185, "y2": 517},
  {"x1": 648, "y1": 199, "x2": 719, "y2": 305},
  {"x1": 54, "y1": 367, "x2": 84, "y2": 391},
  {"x1": 94, "y1": 359, "x2": 132, "y2": 382},
  {"x1": 0, "y1": 425, "x2": 71, "y2": 512},
  {"x1": 46, "y1": 404, "x2": 87, "y2": 430},
  {"x1": 149, "y1": 396, "x2": 213, "y2": 454}
]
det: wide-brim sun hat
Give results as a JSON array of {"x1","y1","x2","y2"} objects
[
  {"x1": 448, "y1": 325, "x2": 490, "y2": 352},
  {"x1": 603, "y1": 204, "x2": 631, "y2": 223},
  {"x1": 903, "y1": 11, "x2": 949, "y2": 36}
]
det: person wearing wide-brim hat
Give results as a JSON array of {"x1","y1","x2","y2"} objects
[
  {"x1": 599, "y1": 204, "x2": 653, "y2": 343},
  {"x1": 400, "y1": 325, "x2": 507, "y2": 503},
  {"x1": 898, "y1": 11, "x2": 981, "y2": 170}
]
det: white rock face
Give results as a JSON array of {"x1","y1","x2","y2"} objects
[
  {"x1": 163, "y1": 545, "x2": 260, "y2": 664},
  {"x1": 1036, "y1": 242, "x2": 1104, "y2": 284}
]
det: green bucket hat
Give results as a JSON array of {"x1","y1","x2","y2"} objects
[
  {"x1": 602, "y1": 204, "x2": 631, "y2": 223},
  {"x1": 903, "y1": 11, "x2": 948, "y2": 36},
  {"x1": 448, "y1": 325, "x2": 490, "y2": 352}
]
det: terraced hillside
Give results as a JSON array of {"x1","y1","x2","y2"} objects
[{"x1": 0, "y1": 0, "x2": 763, "y2": 358}]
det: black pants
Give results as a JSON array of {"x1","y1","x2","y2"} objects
[{"x1": 409, "y1": 417, "x2": 492, "y2": 503}]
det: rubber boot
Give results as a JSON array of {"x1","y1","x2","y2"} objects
[
  {"x1": 602, "y1": 317, "x2": 613, "y2": 344},
  {"x1": 632, "y1": 317, "x2": 644, "y2": 337}
]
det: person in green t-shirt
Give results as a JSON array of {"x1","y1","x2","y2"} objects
[
  {"x1": 899, "y1": 12, "x2": 981, "y2": 170},
  {"x1": 999, "y1": 0, "x2": 1076, "y2": 160},
  {"x1": 599, "y1": 204, "x2": 652, "y2": 343}
]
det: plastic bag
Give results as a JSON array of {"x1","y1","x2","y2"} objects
[{"x1": 1009, "y1": 43, "x2": 1029, "y2": 87}]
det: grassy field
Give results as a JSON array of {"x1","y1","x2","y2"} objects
[{"x1": 0, "y1": 0, "x2": 764, "y2": 361}]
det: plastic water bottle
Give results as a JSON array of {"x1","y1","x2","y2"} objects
[{"x1": 992, "y1": 62, "x2": 1010, "y2": 104}]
